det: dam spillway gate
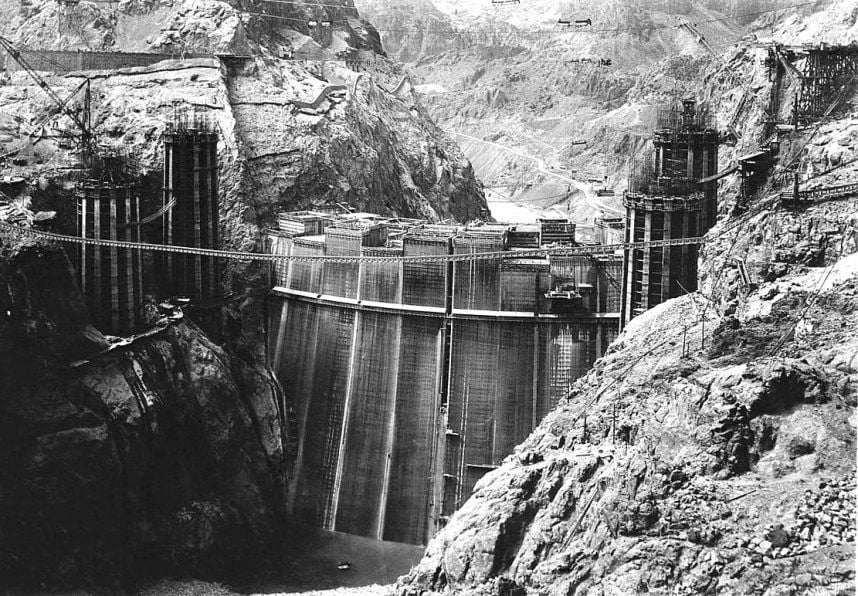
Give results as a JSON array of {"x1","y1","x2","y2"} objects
[{"x1": 267, "y1": 214, "x2": 622, "y2": 545}]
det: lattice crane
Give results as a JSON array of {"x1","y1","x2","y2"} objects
[
  {"x1": 676, "y1": 18, "x2": 770, "y2": 142},
  {"x1": 0, "y1": 37, "x2": 94, "y2": 163}
]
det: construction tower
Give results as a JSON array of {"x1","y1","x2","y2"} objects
[
  {"x1": 162, "y1": 109, "x2": 220, "y2": 301},
  {"x1": 621, "y1": 99, "x2": 719, "y2": 326},
  {"x1": 75, "y1": 181, "x2": 144, "y2": 335}
]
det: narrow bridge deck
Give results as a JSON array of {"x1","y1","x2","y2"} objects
[{"x1": 781, "y1": 182, "x2": 858, "y2": 204}]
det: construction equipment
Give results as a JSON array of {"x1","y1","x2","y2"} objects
[
  {"x1": 595, "y1": 259, "x2": 621, "y2": 294},
  {"x1": 567, "y1": 57, "x2": 612, "y2": 67},
  {"x1": 558, "y1": 18, "x2": 592, "y2": 27},
  {"x1": 675, "y1": 18, "x2": 770, "y2": 142},
  {"x1": 771, "y1": 44, "x2": 804, "y2": 85},
  {"x1": 0, "y1": 37, "x2": 94, "y2": 163}
]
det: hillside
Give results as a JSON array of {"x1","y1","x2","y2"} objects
[
  {"x1": 355, "y1": 0, "x2": 828, "y2": 223},
  {"x1": 396, "y1": 2, "x2": 858, "y2": 594},
  {"x1": 0, "y1": 0, "x2": 486, "y2": 229}
]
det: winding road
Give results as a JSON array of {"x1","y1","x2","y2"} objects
[{"x1": 446, "y1": 131, "x2": 624, "y2": 218}]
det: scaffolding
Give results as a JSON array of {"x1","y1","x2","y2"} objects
[
  {"x1": 794, "y1": 45, "x2": 858, "y2": 124},
  {"x1": 768, "y1": 43, "x2": 858, "y2": 125},
  {"x1": 162, "y1": 107, "x2": 220, "y2": 301},
  {"x1": 621, "y1": 99, "x2": 716, "y2": 326}
]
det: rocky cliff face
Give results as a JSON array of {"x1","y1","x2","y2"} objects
[
  {"x1": 396, "y1": 3, "x2": 858, "y2": 593},
  {"x1": 0, "y1": 238, "x2": 285, "y2": 588},
  {"x1": 354, "y1": 0, "x2": 829, "y2": 217},
  {"x1": 0, "y1": 0, "x2": 486, "y2": 230},
  {"x1": 354, "y1": 0, "x2": 454, "y2": 63},
  {"x1": 399, "y1": 228, "x2": 858, "y2": 595}
]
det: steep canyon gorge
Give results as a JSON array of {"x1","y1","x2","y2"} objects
[{"x1": 0, "y1": 0, "x2": 856, "y2": 594}]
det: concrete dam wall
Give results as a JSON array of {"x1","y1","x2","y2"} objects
[{"x1": 267, "y1": 216, "x2": 621, "y2": 546}]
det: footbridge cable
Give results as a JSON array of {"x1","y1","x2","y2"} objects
[{"x1": 0, "y1": 221, "x2": 706, "y2": 264}]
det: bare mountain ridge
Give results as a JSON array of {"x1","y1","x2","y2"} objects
[{"x1": 355, "y1": 0, "x2": 825, "y2": 222}]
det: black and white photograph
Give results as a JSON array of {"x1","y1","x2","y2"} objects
[{"x1": 0, "y1": 0, "x2": 855, "y2": 594}]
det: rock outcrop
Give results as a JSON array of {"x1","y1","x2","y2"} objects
[
  {"x1": 0, "y1": 0, "x2": 486, "y2": 230},
  {"x1": 355, "y1": 0, "x2": 748, "y2": 201},
  {"x1": 399, "y1": 249, "x2": 858, "y2": 594},
  {"x1": 0, "y1": 238, "x2": 284, "y2": 588},
  {"x1": 395, "y1": 3, "x2": 858, "y2": 593}
]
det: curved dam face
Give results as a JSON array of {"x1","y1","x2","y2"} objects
[{"x1": 267, "y1": 215, "x2": 621, "y2": 546}]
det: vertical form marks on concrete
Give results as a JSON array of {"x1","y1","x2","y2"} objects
[
  {"x1": 383, "y1": 315, "x2": 442, "y2": 544},
  {"x1": 163, "y1": 118, "x2": 220, "y2": 301},
  {"x1": 290, "y1": 305, "x2": 355, "y2": 528},
  {"x1": 270, "y1": 224, "x2": 621, "y2": 545},
  {"x1": 75, "y1": 182, "x2": 143, "y2": 335},
  {"x1": 402, "y1": 231, "x2": 454, "y2": 308}
]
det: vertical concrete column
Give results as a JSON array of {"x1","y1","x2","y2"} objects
[
  {"x1": 679, "y1": 212, "x2": 691, "y2": 292},
  {"x1": 93, "y1": 197, "x2": 101, "y2": 320},
  {"x1": 701, "y1": 143, "x2": 713, "y2": 230},
  {"x1": 492, "y1": 324, "x2": 502, "y2": 465},
  {"x1": 429, "y1": 325, "x2": 448, "y2": 540},
  {"x1": 376, "y1": 248, "x2": 405, "y2": 539},
  {"x1": 134, "y1": 196, "x2": 143, "y2": 326},
  {"x1": 207, "y1": 135, "x2": 218, "y2": 293},
  {"x1": 330, "y1": 258, "x2": 364, "y2": 531},
  {"x1": 79, "y1": 195, "x2": 87, "y2": 296},
  {"x1": 662, "y1": 210, "x2": 673, "y2": 301},
  {"x1": 621, "y1": 206, "x2": 635, "y2": 327},
  {"x1": 687, "y1": 142, "x2": 696, "y2": 182},
  {"x1": 125, "y1": 193, "x2": 134, "y2": 330},
  {"x1": 655, "y1": 143, "x2": 664, "y2": 177},
  {"x1": 284, "y1": 302, "x2": 322, "y2": 519},
  {"x1": 272, "y1": 301, "x2": 290, "y2": 371},
  {"x1": 284, "y1": 239, "x2": 296, "y2": 289},
  {"x1": 164, "y1": 138, "x2": 174, "y2": 284},
  {"x1": 531, "y1": 326, "x2": 539, "y2": 431},
  {"x1": 396, "y1": 260, "x2": 404, "y2": 305},
  {"x1": 109, "y1": 196, "x2": 119, "y2": 332},
  {"x1": 376, "y1": 312, "x2": 402, "y2": 539},
  {"x1": 641, "y1": 211, "x2": 653, "y2": 310},
  {"x1": 192, "y1": 141, "x2": 203, "y2": 300}
]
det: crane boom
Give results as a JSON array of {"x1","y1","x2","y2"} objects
[
  {"x1": 0, "y1": 37, "x2": 93, "y2": 154},
  {"x1": 676, "y1": 19, "x2": 772, "y2": 141},
  {"x1": 30, "y1": 77, "x2": 91, "y2": 136}
]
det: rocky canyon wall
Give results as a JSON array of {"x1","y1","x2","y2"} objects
[{"x1": 0, "y1": 238, "x2": 286, "y2": 588}]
